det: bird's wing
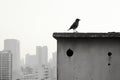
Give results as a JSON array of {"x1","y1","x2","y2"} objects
[
  {"x1": 70, "y1": 22, "x2": 76, "y2": 29},
  {"x1": 68, "y1": 23, "x2": 74, "y2": 31}
]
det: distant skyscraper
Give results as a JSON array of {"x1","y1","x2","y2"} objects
[
  {"x1": 4, "y1": 39, "x2": 20, "y2": 80},
  {"x1": 36, "y1": 46, "x2": 48, "y2": 65},
  {"x1": 25, "y1": 54, "x2": 38, "y2": 67},
  {"x1": 0, "y1": 50, "x2": 12, "y2": 80},
  {"x1": 4, "y1": 39, "x2": 20, "y2": 71},
  {"x1": 36, "y1": 46, "x2": 42, "y2": 66},
  {"x1": 42, "y1": 46, "x2": 48, "y2": 64},
  {"x1": 49, "y1": 52, "x2": 57, "y2": 80},
  {"x1": 36, "y1": 46, "x2": 48, "y2": 80}
]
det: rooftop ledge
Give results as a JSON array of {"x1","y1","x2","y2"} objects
[{"x1": 53, "y1": 32, "x2": 120, "y2": 39}]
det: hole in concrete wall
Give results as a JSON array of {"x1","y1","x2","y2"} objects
[
  {"x1": 108, "y1": 63, "x2": 111, "y2": 66},
  {"x1": 66, "y1": 49, "x2": 73, "y2": 57},
  {"x1": 108, "y1": 52, "x2": 112, "y2": 56}
]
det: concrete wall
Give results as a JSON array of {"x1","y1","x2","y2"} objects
[{"x1": 57, "y1": 38, "x2": 120, "y2": 80}]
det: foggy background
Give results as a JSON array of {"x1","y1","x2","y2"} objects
[{"x1": 0, "y1": 0, "x2": 120, "y2": 60}]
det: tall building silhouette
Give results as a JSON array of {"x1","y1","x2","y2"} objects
[
  {"x1": 36, "y1": 46, "x2": 42, "y2": 66},
  {"x1": 49, "y1": 52, "x2": 57, "y2": 80},
  {"x1": 0, "y1": 50, "x2": 12, "y2": 80},
  {"x1": 36, "y1": 46, "x2": 48, "y2": 65},
  {"x1": 4, "y1": 39, "x2": 20, "y2": 80},
  {"x1": 36, "y1": 46, "x2": 49, "y2": 80},
  {"x1": 42, "y1": 46, "x2": 48, "y2": 64}
]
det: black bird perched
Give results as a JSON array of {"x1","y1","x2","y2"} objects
[{"x1": 68, "y1": 18, "x2": 80, "y2": 32}]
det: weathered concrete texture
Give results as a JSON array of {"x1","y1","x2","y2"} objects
[{"x1": 53, "y1": 32, "x2": 120, "y2": 80}]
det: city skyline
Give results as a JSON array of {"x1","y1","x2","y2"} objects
[
  {"x1": 0, "y1": 38, "x2": 54, "y2": 60},
  {"x1": 0, "y1": 38, "x2": 52, "y2": 62},
  {"x1": 0, "y1": 39, "x2": 56, "y2": 80}
]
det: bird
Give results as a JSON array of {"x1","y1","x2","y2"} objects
[{"x1": 68, "y1": 18, "x2": 80, "y2": 32}]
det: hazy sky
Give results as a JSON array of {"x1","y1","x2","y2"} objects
[{"x1": 0, "y1": 0, "x2": 120, "y2": 59}]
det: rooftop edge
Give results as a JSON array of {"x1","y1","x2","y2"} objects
[{"x1": 53, "y1": 32, "x2": 120, "y2": 39}]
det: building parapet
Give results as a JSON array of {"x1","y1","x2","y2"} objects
[{"x1": 53, "y1": 32, "x2": 120, "y2": 39}]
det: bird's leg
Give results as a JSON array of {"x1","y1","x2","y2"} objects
[
  {"x1": 75, "y1": 30, "x2": 78, "y2": 33},
  {"x1": 75, "y1": 29, "x2": 78, "y2": 33},
  {"x1": 73, "y1": 29, "x2": 78, "y2": 33},
  {"x1": 73, "y1": 29, "x2": 76, "y2": 32}
]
